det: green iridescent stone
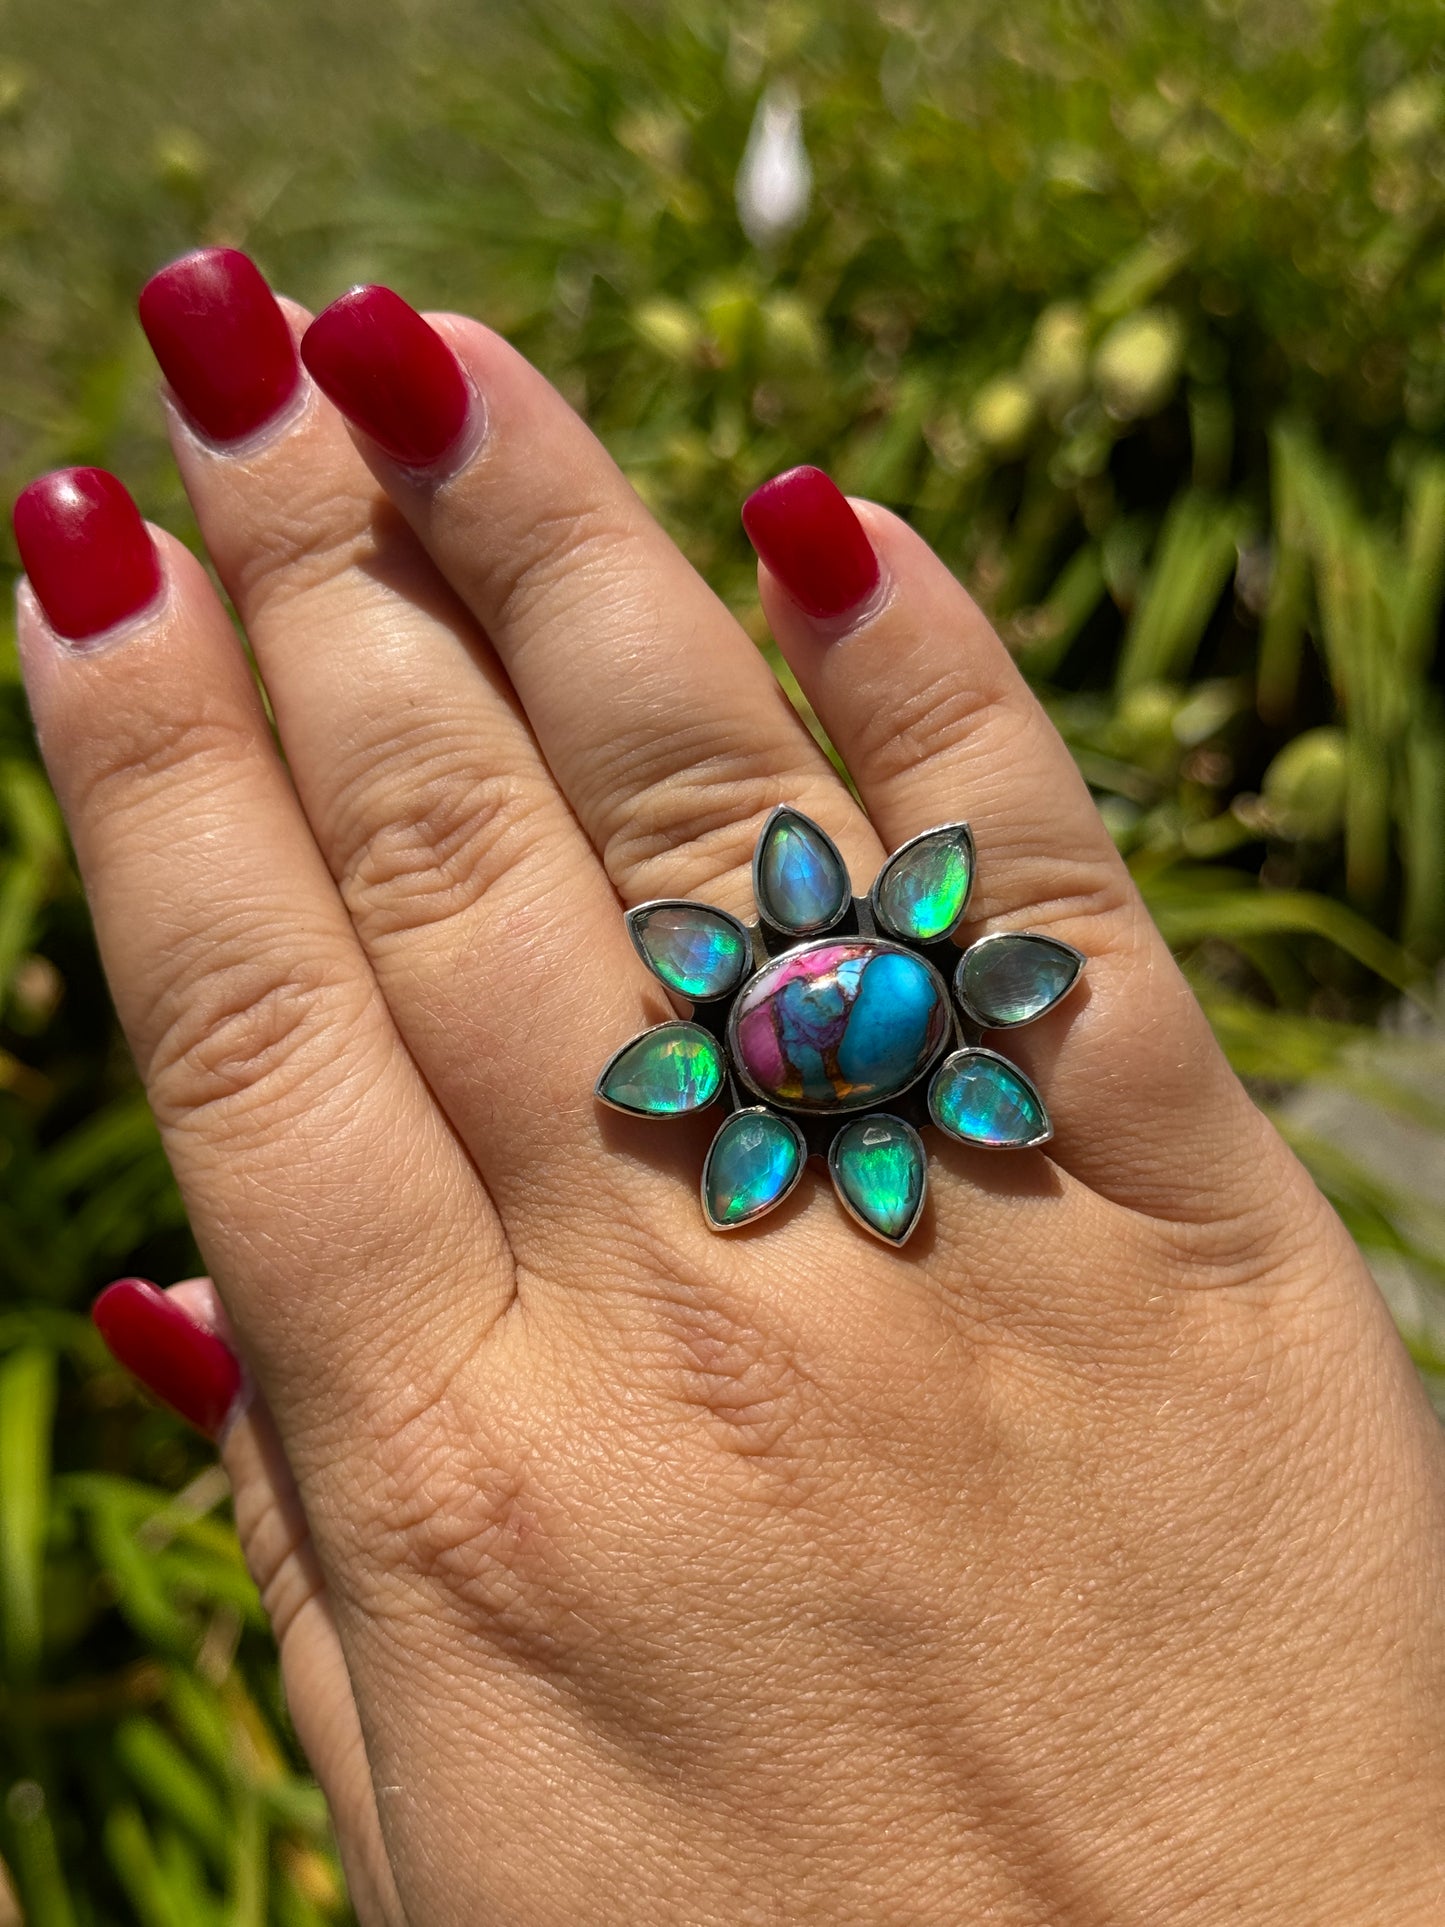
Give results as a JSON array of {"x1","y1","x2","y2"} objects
[
  {"x1": 928, "y1": 1049, "x2": 1050, "y2": 1148},
  {"x1": 628, "y1": 901, "x2": 751, "y2": 1000},
  {"x1": 954, "y1": 933, "x2": 1083, "y2": 1028},
  {"x1": 872, "y1": 824, "x2": 974, "y2": 943},
  {"x1": 596, "y1": 1022, "x2": 724, "y2": 1117},
  {"x1": 828, "y1": 1113, "x2": 926, "y2": 1245},
  {"x1": 755, "y1": 807, "x2": 850, "y2": 933},
  {"x1": 702, "y1": 1108, "x2": 806, "y2": 1229}
]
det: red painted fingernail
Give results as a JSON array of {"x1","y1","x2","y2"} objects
[
  {"x1": 12, "y1": 469, "x2": 163, "y2": 644},
  {"x1": 93, "y1": 1279, "x2": 243, "y2": 1440},
  {"x1": 138, "y1": 247, "x2": 301, "y2": 445},
  {"x1": 741, "y1": 466, "x2": 881, "y2": 621},
  {"x1": 300, "y1": 285, "x2": 471, "y2": 468}
]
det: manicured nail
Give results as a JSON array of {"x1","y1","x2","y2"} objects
[
  {"x1": 93, "y1": 1279, "x2": 243, "y2": 1439},
  {"x1": 741, "y1": 465, "x2": 881, "y2": 621},
  {"x1": 138, "y1": 247, "x2": 302, "y2": 445},
  {"x1": 12, "y1": 469, "x2": 163, "y2": 644},
  {"x1": 300, "y1": 284, "x2": 471, "y2": 468}
]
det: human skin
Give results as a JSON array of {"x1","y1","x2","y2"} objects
[{"x1": 13, "y1": 255, "x2": 1445, "y2": 1923}]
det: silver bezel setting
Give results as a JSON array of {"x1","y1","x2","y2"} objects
[
  {"x1": 827, "y1": 1112, "x2": 929, "y2": 1246},
  {"x1": 927, "y1": 1046, "x2": 1053, "y2": 1149},
  {"x1": 625, "y1": 897, "x2": 755, "y2": 1001},
  {"x1": 751, "y1": 803, "x2": 852, "y2": 936},
  {"x1": 594, "y1": 1021, "x2": 726, "y2": 1118},
  {"x1": 868, "y1": 819, "x2": 976, "y2": 944},
  {"x1": 700, "y1": 1107, "x2": 808, "y2": 1231},
  {"x1": 952, "y1": 930, "x2": 1086, "y2": 1029}
]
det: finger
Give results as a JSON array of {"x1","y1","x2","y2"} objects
[
  {"x1": 138, "y1": 252, "x2": 665, "y2": 1247},
  {"x1": 745, "y1": 468, "x2": 1287, "y2": 1224},
  {"x1": 94, "y1": 1279, "x2": 403, "y2": 1922},
  {"x1": 297, "y1": 285, "x2": 882, "y2": 925},
  {"x1": 14, "y1": 474, "x2": 504, "y2": 1418}
]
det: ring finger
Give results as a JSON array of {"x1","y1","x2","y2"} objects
[{"x1": 746, "y1": 470, "x2": 1308, "y2": 1234}]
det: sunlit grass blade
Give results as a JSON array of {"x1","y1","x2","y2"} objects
[
  {"x1": 115, "y1": 1716, "x2": 233, "y2": 1873},
  {"x1": 1140, "y1": 873, "x2": 1426, "y2": 996},
  {"x1": 1, "y1": 1779, "x2": 78, "y2": 1927},
  {"x1": 0, "y1": 1346, "x2": 56, "y2": 1682},
  {"x1": 1116, "y1": 491, "x2": 1245, "y2": 694},
  {"x1": 105, "y1": 1803, "x2": 197, "y2": 1927}
]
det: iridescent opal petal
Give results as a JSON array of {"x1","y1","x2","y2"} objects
[
  {"x1": 596, "y1": 1023, "x2": 724, "y2": 1117},
  {"x1": 728, "y1": 938, "x2": 950, "y2": 1112},
  {"x1": 871, "y1": 823, "x2": 974, "y2": 942},
  {"x1": 954, "y1": 933, "x2": 1083, "y2": 1028},
  {"x1": 627, "y1": 901, "x2": 751, "y2": 1000},
  {"x1": 702, "y1": 1108, "x2": 806, "y2": 1229},
  {"x1": 928, "y1": 1049, "x2": 1050, "y2": 1148},
  {"x1": 828, "y1": 1114, "x2": 927, "y2": 1245},
  {"x1": 754, "y1": 807, "x2": 850, "y2": 932}
]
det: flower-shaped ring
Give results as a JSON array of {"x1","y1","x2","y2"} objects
[{"x1": 596, "y1": 808, "x2": 1083, "y2": 1245}]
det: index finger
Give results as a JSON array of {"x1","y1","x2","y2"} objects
[{"x1": 14, "y1": 475, "x2": 508, "y2": 1431}]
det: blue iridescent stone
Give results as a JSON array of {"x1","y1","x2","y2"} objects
[
  {"x1": 628, "y1": 901, "x2": 751, "y2": 1001},
  {"x1": 872, "y1": 824, "x2": 974, "y2": 943},
  {"x1": 596, "y1": 1022, "x2": 724, "y2": 1117},
  {"x1": 829, "y1": 1114, "x2": 927, "y2": 1244},
  {"x1": 729, "y1": 938, "x2": 950, "y2": 1113},
  {"x1": 928, "y1": 1049, "x2": 1050, "y2": 1148},
  {"x1": 954, "y1": 933, "x2": 1083, "y2": 1028},
  {"x1": 702, "y1": 1109, "x2": 806, "y2": 1229},
  {"x1": 754, "y1": 808, "x2": 850, "y2": 933}
]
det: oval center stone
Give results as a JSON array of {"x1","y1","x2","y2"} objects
[{"x1": 728, "y1": 939, "x2": 950, "y2": 1112}]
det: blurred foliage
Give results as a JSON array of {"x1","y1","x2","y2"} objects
[{"x1": 3, "y1": 0, "x2": 1445, "y2": 1915}]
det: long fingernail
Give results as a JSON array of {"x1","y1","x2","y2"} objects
[
  {"x1": 12, "y1": 469, "x2": 163, "y2": 644},
  {"x1": 138, "y1": 247, "x2": 302, "y2": 445},
  {"x1": 741, "y1": 466, "x2": 881, "y2": 621},
  {"x1": 92, "y1": 1279, "x2": 244, "y2": 1439},
  {"x1": 300, "y1": 284, "x2": 471, "y2": 468}
]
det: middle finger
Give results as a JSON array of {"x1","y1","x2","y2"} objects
[{"x1": 297, "y1": 283, "x2": 883, "y2": 925}]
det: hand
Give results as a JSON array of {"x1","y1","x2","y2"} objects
[{"x1": 16, "y1": 250, "x2": 1445, "y2": 1924}]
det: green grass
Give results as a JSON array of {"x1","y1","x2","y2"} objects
[{"x1": 3, "y1": 0, "x2": 1445, "y2": 1915}]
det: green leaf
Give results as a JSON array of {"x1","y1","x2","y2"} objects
[
  {"x1": 115, "y1": 1717, "x2": 232, "y2": 1872},
  {"x1": 0, "y1": 1346, "x2": 56, "y2": 1682}
]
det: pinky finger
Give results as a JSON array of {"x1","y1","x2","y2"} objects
[{"x1": 93, "y1": 1278, "x2": 404, "y2": 1923}]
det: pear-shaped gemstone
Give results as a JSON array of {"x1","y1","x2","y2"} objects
[
  {"x1": 928, "y1": 1049, "x2": 1050, "y2": 1148},
  {"x1": 628, "y1": 901, "x2": 751, "y2": 1001},
  {"x1": 872, "y1": 824, "x2": 974, "y2": 943},
  {"x1": 596, "y1": 1023, "x2": 724, "y2": 1117},
  {"x1": 828, "y1": 1113, "x2": 927, "y2": 1245},
  {"x1": 954, "y1": 933, "x2": 1083, "y2": 1028},
  {"x1": 754, "y1": 807, "x2": 850, "y2": 933},
  {"x1": 702, "y1": 1108, "x2": 806, "y2": 1229}
]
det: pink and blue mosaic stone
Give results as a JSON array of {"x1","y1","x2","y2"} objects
[{"x1": 595, "y1": 808, "x2": 1083, "y2": 1245}]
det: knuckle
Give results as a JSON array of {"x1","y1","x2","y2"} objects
[
  {"x1": 651, "y1": 1289, "x2": 819, "y2": 1478},
  {"x1": 233, "y1": 1484, "x2": 324, "y2": 1649},
  {"x1": 331, "y1": 726, "x2": 555, "y2": 943},
  {"x1": 848, "y1": 661, "x2": 1015, "y2": 790},
  {"x1": 478, "y1": 494, "x2": 644, "y2": 638},
  {"x1": 66, "y1": 704, "x2": 258, "y2": 827},
  {"x1": 227, "y1": 472, "x2": 391, "y2": 610},
  {"x1": 983, "y1": 841, "x2": 1137, "y2": 949},
  {"x1": 352, "y1": 1372, "x2": 592, "y2": 1671},
  {"x1": 599, "y1": 740, "x2": 838, "y2": 907},
  {"x1": 144, "y1": 935, "x2": 373, "y2": 1134}
]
